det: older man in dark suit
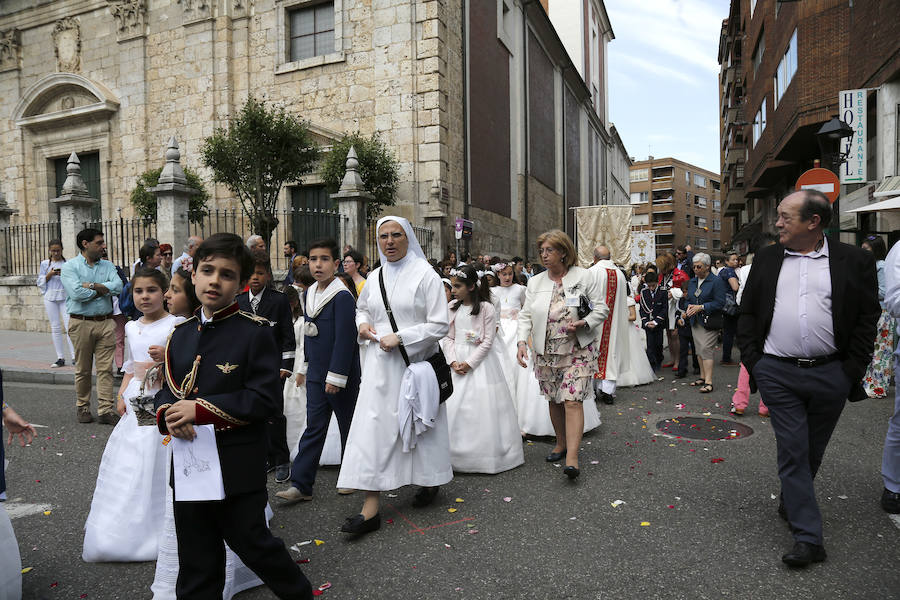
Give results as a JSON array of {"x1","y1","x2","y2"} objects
[{"x1": 737, "y1": 189, "x2": 880, "y2": 568}]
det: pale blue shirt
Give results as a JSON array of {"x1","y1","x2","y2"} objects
[
  {"x1": 763, "y1": 237, "x2": 837, "y2": 358},
  {"x1": 60, "y1": 254, "x2": 123, "y2": 316},
  {"x1": 883, "y1": 242, "x2": 900, "y2": 319}
]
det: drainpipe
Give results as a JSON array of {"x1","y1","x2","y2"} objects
[{"x1": 522, "y1": 0, "x2": 534, "y2": 260}]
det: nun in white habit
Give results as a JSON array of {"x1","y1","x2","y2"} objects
[{"x1": 336, "y1": 216, "x2": 452, "y2": 535}]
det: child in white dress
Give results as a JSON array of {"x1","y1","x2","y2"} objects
[
  {"x1": 616, "y1": 296, "x2": 656, "y2": 387},
  {"x1": 83, "y1": 268, "x2": 184, "y2": 562},
  {"x1": 490, "y1": 261, "x2": 526, "y2": 401},
  {"x1": 442, "y1": 266, "x2": 524, "y2": 474}
]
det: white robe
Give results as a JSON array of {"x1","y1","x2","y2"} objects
[
  {"x1": 588, "y1": 260, "x2": 628, "y2": 381},
  {"x1": 336, "y1": 248, "x2": 452, "y2": 491}
]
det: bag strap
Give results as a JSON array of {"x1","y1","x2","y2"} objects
[{"x1": 378, "y1": 270, "x2": 411, "y2": 367}]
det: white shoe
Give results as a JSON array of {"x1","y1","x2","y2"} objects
[
  {"x1": 275, "y1": 487, "x2": 313, "y2": 504},
  {"x1": 337, "y1": 488, "x2": 356, "y2": 495},
  {"x1": 50, "y1": 359, "x2": 65, "y2": 368}
]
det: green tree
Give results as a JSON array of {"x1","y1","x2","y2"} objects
[
  {"x1": 129, "y1": 166, "x2": 210, "y2": 224},
  {"x1": 200, "y1": 96, "x2": 320, "y2": 248},
  {"x1": 320, "y1": 132, "x2": 399, "y2": 219}
]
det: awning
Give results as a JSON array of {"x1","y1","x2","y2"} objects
[
  {"x1": 873, "y1": 176, "x2": 900, "y2": 198},
  {"x1": 848, "y1": 195, "x2": 900, "y2": 213}
]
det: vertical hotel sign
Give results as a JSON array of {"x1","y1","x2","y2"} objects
[{"x1": 839, "y1": 89, "x2": 866, "y2": 184}]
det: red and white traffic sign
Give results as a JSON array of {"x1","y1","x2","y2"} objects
[{"x1": 795, "y1": 168, "x2": 840, "y2": 204}]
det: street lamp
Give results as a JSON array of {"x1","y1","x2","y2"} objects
[
  {"x1": 815, "y1": 116, "x2": 854, "y2": 175},
  {"x1": 815, "y1": 116, "x2": 854, "y2": 237}
]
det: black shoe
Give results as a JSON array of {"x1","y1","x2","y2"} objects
[
  {"x1": 340, "y1": 513, "x2": 381, "y2": 535},
  {"x1": 545, "y1": 449, "x2": 567, "y2": 463},
  {"x1": 600, "y1": 392, "x2": 615, "y2": 405},
  {"x1": 781, "y1": 542, "x2": 826, "y2": 567},
  {"x1": 563, "y1": 466, "x2": 580, "y2": 480},
  {"x1": 882, "y1": 488, "x2": 900, "y2": 514},
  {"x1": 411, "y1": 486, "x2": 440, "y2": 508},
  {"x1": 274, "y1": 463, "x2": 291, "y2": 483}
]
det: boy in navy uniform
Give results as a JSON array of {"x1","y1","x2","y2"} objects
[
  {"x1": 276, "y1": 238, "x2": 360, "y2": 504},
  {"x1": 639, "y1": 270, "x2": 668, "y2": 372},
  {"x1": 154, "y1": 233, "x2": 312, "y2": 600},
  {"x1": 237, "y1": 250, "x2": 295, "y2": 483},
  {"x1": 673, "y1": 279, "x2": 700, "y2": 378}
]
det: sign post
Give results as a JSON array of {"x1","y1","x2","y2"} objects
[{"x1": 795, "y1": 168, "x2": 841, "y2": 204}]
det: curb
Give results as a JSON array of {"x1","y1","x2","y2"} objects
[{"x1": 1, "y1": 368, "x2": 120, "y2": 386}]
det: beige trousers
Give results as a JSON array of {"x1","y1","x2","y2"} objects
[{"x1": 68, "y1": 317, "x2": 116, "y2": 415}]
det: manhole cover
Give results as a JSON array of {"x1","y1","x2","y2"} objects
[{"x1": 655, "y1": 417, "x2": 754, "y2": 440}]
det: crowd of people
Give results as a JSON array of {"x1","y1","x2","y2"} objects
[{"x1": 1, "y1": 188, "x2": 898, "y2": 598}]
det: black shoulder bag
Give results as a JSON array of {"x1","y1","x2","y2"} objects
[{"x1": 379, "y1": 270, "x2": 453, "y2": 403}]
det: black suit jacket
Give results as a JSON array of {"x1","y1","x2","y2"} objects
[
  {"x1": 237, "y1": 287, "x2": 296, "y2": 373},
  {"x1": 154, "y1": 303, "x2": 282, "y2": 496},
  {"x1": 736, "y1": 239, "x2": 880, "y2": 401}
]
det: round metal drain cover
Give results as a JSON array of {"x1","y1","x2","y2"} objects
[{"x1": 655, "y1": 417, "x2": 754, "y2": 440}]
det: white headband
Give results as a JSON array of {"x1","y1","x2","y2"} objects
[{"x1": 490, "y1": 263, "x2": 509, "y2": 273}]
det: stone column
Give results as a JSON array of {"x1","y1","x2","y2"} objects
[
  {"x1": 151, "y1": 137, "x2": 197, "y2": 255},
  {"x1": 330, "y1": 147, "x2": 373, "y2": 254},
  {"x1": 423, "y1": 178, "x2": 449, "y2": 259},
  {"x1": 0, "y1": 186, "x2": 17, "y2": 276},
  {"x1": 51, "y1": 152, "x2": 100, "y2": 251}
]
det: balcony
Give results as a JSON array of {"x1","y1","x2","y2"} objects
[
  {"x1": 652, "y1": 180, "x2": 674, "y2": 191},
  {"x1": 724, "y1": 187, "x2": 746, "y2": 216},
  {"x1": 652, "y1": 224, "x2": 673, "y2": 236},
  {"x1": 652, "y1": 203, "x2": 674, "y2": 212},
  {"x1": 724, "y1": 144, "x2": 746, "y2": 166}
]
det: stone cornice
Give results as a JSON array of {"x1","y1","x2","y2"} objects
[{"x1": 0, "y1": 0, "x2": 108, "y2": 32}]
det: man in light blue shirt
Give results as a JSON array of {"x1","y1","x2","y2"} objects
[{"x1": 60, "y1": 228, "x2": 123, "y2": 425}]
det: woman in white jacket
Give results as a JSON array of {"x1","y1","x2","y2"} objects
[
  {"x1": 516, "y1": 230, "x2": 608, "y2": 480},
  {"x1": 36, "y1": 239, "x2": 75, "y2": 367}
]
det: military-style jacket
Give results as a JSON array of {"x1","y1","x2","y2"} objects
[
  {"x1": 236, "y1": 287, "x2": 296, "y2": 373},
  {"x1": 154, "y1": 302, "x2": 281, "y2": 496}
]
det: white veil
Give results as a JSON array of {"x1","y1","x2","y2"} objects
[{"x1": 375, "y1": 215, "x2": 427, "y2": 264}]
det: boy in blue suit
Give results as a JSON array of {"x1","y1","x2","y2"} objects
[
  {"x1": 276, "y1": 238, "x2": 360, "y2": 503},
  {"x1": 640, "y1": 270, "x2": 668, "y2": 372},
  {"x1": 673, "y1": 279, "x2": 700, "y2": 378}
]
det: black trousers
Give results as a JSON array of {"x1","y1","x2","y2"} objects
[
  {"x1": 676, "y1": 328, "x2": 698, "y2": 376},
  {"x1": 721, "y1": 313, "x2": 738, "y2": 362},
  {"x1": 752, "y1": 356, "x2": 849, "y2": 545},
  {"x1": 173, "y1": 489, "x2": 312, "y2": 600},
  {"x1": 645, "y1": 326, "x2": 664, "y2": 371},
  {"x1": 268, "y1": 386, "x2": 290, "y2": 466}
]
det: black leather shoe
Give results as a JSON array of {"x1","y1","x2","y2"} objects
[
  {"x1": 882, "y1": 488, "x2": 900, "y2": 514},
  {"x1": 340, "y1": 513, "x2": 381, "y2": 535},
  {"x1": 600, "y1": 392, "x2": 615, "y2": 405},
  {"x1": 545, "y1": 449, "x2": 567, "y2": 463},
  {"x1": 781, "y1": 542, "x2": 826, "y2": 567},
  {"x1": 411, "y1": 485, "x2": 440, "y2": 508},
  {"x1": 563, "y1": 466, "x2": 580, "y2": 480}
]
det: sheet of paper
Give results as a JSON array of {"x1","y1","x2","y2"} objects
[{"x1": 172, "y1": 424, "x2": 225, "y2": 502}]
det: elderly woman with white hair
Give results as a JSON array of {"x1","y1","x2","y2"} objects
[
  {"x1": 684, "y1": 252, "x2": 727, "y2": 393},
  {"x1": 246, "y1": 234, "x2": 266, "y2": 254}
]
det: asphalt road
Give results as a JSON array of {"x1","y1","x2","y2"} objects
[{"x1": 4, "y1": 367, "x2": 898, "y2": 600}]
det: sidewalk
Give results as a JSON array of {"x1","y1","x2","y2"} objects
[{"x1": 0, "y1": 329, "x2": 82, "y2": 385}]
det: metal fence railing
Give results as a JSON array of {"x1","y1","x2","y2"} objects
[
  {"x1": 364, "y1": 218, "x2": 437, "y2": 265},
  {"x1": 83, "y1": 216, "x2": 158, "y2": 273},
  {"x1": 2, "y1": 221, "x2": 62, "y2": 276}
]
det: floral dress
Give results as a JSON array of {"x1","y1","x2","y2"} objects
[{"x1": 533, "y1": 282, "x2": 599, "y2": 404}]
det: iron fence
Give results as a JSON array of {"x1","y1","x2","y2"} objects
[
  {"x1": 364, "y1": 218, "x2": 437, "y2": 266},
  {"x1": 2, "y1": 221, "x2": 62, "y2": 276},
  {"x1": 83, "y1": 216, "x2": 158, "y2": 273}
]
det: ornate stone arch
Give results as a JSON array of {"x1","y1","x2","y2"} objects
[{"x1": 13, "y1": 74, "x2": 120, "y2": 221}]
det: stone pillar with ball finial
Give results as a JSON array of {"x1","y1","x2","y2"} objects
[
  {"x1": 51, "y1": 152, "x2": 99, "y2": 255},
  {"x1": 330, "y1": 146, "x2": 373, "y2": 255},
  {"x1": 151, "y1": 137, "x2": 198, "y2": 258}
]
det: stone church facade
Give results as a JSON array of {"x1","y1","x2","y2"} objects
[{"x1": 1, "y1": 0, "x2": 620, "y2": 262}]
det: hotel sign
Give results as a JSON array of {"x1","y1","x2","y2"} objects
[{"x1": 839, "y1": 89, "x2": 866, "y2": 184}]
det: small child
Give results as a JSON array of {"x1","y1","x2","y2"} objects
[
  {"x1": 639, "y1": 270, "x2": 667, "y2": 372},
  {"x1": 276, "y1": 238, "x2": 361, "y2": 504},
  {"x1": 237, "y1": 250, "x2": 296, "y2": 483},
  {"x1": 673, "y1": 279, "x2": 700, "y2": 379},
  {"x1": 154, "y1": 233, "x2": 312, "y2": 598},
  {"x1": 441, "y1": 265, "x2": 524, "y2": 474}
]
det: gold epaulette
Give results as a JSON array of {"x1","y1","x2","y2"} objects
[{"x1": 238, "y1": 310, "x2": 273, "y2": 326}]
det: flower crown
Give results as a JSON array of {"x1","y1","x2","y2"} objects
[
  {"x1": 490, "y1": 262, "x2": 509, "y2": 273},
  {"x1": 449, "y1": 268, "x2": 486, "y2": 285}
]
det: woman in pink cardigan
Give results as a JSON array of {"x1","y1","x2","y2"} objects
[{"x1": 441, "y1": 265, "x2": 524, "y2": 474}]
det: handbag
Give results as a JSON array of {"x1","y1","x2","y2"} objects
[
  {"x1": 379, "y1": 271, "x2": 453, "y2": 403},
  {"x1": 723, "y1": 291, "x2": 739, "y2": 316},
  {"x1": 701, "y1": 311, "x2": 724, "y2": 331},
  {"x1": 577, "y1": 294, "x2": 592, "y2": 320}
]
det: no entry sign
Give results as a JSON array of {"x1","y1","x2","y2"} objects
[{"x1": 795, "y1": 168, "x2": 840, "y2": 204}]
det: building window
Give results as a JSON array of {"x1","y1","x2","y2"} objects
[
  {"x1": 694, "y1": 216, "x2": 707, "y2": 228},
  {"x1": 693, "y1": 174, "x2": 707, "y2": 188},
  {"x1": 713, "y1": 199, "x2": 721, "y2": 211},
  {"x1": 713, "y1": 218, "x2": 721, "y2": 231},
  {"x1": 630, "y1": 168, "x2": 648, "y2": 182},
  {"x1": 752, "y1": 31, "x2": 765, "y2": 75},
  {"x1": 713, "y1": 239, "x2": 721, "y2": 250},
  {"x1": 695, "y1": 195, "x2": 707, "y2": 208},
  {"x1": 685, "y1": 213, "x2": 691, "y2": 225},
  {"x1": 685, "y1": 191, "x2": 691, "y2": 203},
  {"x1": 630, "y1": 192, "x2": 648, "y2": 204},
  {"x1": 697, "y1": 238, "x2": 708, "y2": 250},
  {"x1": 774, "y1": 29, "x2": 797, "y2": 106},
  {"x1": 289, "y1": 2, "x2": 335, "y2": 61},
  {"x1": 685, "y1": 169, "x2": 691, "y2": 183},
  {"x1": 753, "y1": 98, "x2": 767, "y2": 146}
]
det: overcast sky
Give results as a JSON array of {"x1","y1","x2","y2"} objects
[{"x1": 605, "y1": 0, "x2": 725, "y2": 174}]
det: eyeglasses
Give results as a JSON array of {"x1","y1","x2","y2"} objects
[{"x1": 538, "y1": 247, "x2": 558, "y2": 255}]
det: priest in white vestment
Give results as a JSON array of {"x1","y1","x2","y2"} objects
[{"x1": 588, "y1": 245, "x2": 629, "y2": 404}]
